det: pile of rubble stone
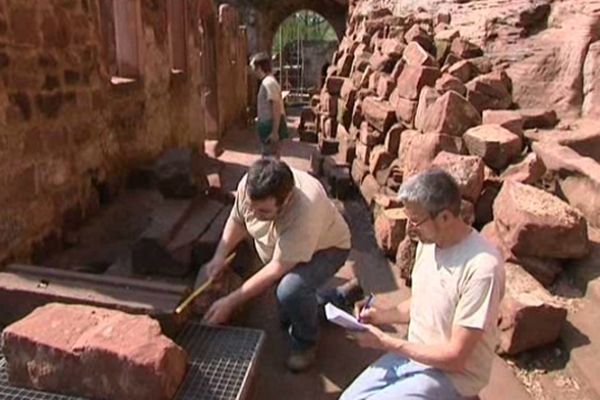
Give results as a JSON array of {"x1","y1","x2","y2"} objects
[{"x1": 300, "y1": 4, "x2": 599, "y2": 355}]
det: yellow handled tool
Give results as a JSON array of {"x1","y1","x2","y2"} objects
[{"x1": 174, "y1": 252, "x2": 236, "y2": 315}]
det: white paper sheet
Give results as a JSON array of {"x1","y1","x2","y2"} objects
[{"x1": 324, "y1": 303, "x2": 367, "y2": 331}]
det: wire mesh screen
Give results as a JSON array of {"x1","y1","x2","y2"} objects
[{"x1": 0, "y1": 321, "x2": 264, "y2": 400}]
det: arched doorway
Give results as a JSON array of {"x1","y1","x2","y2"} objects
[
  {"x1": 197, "y1": 0, "x2": 220, "y2": 139},
  {"x1": 271, "y1": 10, "x2": 340, "y2": 99}
]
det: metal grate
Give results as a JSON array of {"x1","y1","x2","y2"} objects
[
  {"x1": 0, "y1": 321, "x2": 264, "y2": 400},
  {"x1": 174, "y1": 321, "x2": 264, "y2": 400}
]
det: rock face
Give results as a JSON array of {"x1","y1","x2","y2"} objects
[
  {"x1": 1, "y1": 303, "x2": 188, "y2": 400},
  {"x1": 493, "y1": 180, "x2": 589, "y2": 259}
]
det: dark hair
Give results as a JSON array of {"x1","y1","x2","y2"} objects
[
  {"x1": 254, "y1": 58, "x2": 272, "y2": 74},
  {"x1": 398, "y1": 168, "x2": 462, "y2": 217},
  {"x1": 251, "y1": 52, "x2": 272, "y2": 74},
  {"x1": 246, "y1": 158, "x2": 294, "y2": 205}
]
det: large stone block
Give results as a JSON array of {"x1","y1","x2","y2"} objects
[
  {"x1": 403, "y1": 41, "x2": 436, "y2": 67},
  {"x1": 396, "y1": 65, "x2": 441, "y2": 100},
  {"x1": 369, "y1": 145, "x2": 394, "y2": 175},
  {"x1": 498, "y1": 263, "x2": 567, "y2": 355},
  {"x1": 432, "y1": 151, "x2": 485, "y2": 203},
  {"x1": 154, "y1": 148, "x2": 208, "y2": 199},
  {"x1": 384, "y1": 123, "x2": 404, "y2": 155},
  {"x1": 404, "y1": 133, "x2": 461, "y2": 179},
  {"x1": 381, "y1": 38, "x2": 406, "y2": 58},
  {"x1": 359, "y1": 120, "x2": 385, "y2": 146},
  {"x1": 360, "y1": 174, "x2": 381, "y2": 206},
  {"x1": 481, "y1": 223, "x2": 562, "y2": 286},
  {"x1": 351, "y1": 158, "x2": 369, "y2": 185},
  {"x1": 362, "y1": 97, "x2": 397, "y2": 133},
  {"x1": 421, "y1": 91, "x2": 481, "y2": 136},
  {"x1": 326, "y1": 76, "x2": 346, "y2": 95},
  {"x1": 390, "y1": 89, "x2": 418, "y2": 126},
  {"x1": 370, "y1": 51, "x2": 397, "y2": 73},
  {"x1": 398, "y1": 129, "x2": 421, "y2": 172},
  {"x1": 493, "y1": 180, "x2": 589, "y2": 259},
  {"x1": 482, "y1": 110, "x2": 524, "y2": 137},
  {"x1": 500, "y1": 153, "x2": 546, "y2": 185},
  {"x1": 533, "y1": 141, "x2": 600, "y2": 227},
  {"x1": 2, "y1": 303, "x2": 187, "y2": 400},
  {"x1": 527, "y1": 118, "x2": 600, "y2": 163},
  {"x1": 463, "y1": 125, "x2": 522, "y2": 170},
  {"x1": 414, "y1": 86, "x2": 440, "y2": 131},
  {"x1": 446, "y1": 60, "x2": 477, "y2": 83},
  {"x1": 450, "y1": 37, "x2": 483, "y2": 59},
  {"x1": 435, "y1": 73, "x2": 467, "y2": 96},
  {"x1": 375, "y1": 208, "x2": 408, "y2": 257},
  {"x1": 466, "y1": 74, "x2": 513, "y2": 113}
]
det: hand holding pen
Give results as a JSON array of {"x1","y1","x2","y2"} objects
[{"x1": 357, "y1": 293, "x2": 375, "y2": 323}]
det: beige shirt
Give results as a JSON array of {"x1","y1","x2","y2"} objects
[
  {"x1": 257, "y1": 75, "x2": 285, "y2": 122},
  {"x1": 409, "y1": 230, "x2": 505, "y2": 396},
  {"x1": 230, "y1": 168, "x2": 351, "y2": 264}
]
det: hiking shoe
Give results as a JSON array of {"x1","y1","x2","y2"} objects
[{"x1": 286, "y1": 346, "x2": 317, "y2": 373}]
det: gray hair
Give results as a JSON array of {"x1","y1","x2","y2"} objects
[{"x1": 398, "y1": 168, "x2": 461, "y2": 217}]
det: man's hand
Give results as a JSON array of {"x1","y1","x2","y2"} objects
[
  {"x1": 205, "y1": 256, "x2": 228, "y2": 280},
  {"x1": 203, "y1": 295, "x2": 238, "y2": 325},
  {"x1": 351, "y1": 324, "x2": 395, "y2": 351},
  {"x1": 354, "y1": 300, "x2": 402, "y2": 325},
  {"x1": 354, "y1": 299, "x2": 384, "y2": 325}
]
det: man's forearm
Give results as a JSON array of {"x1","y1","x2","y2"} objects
[
  {"x1": 383, "y1": 337, "x2": 466, "y2": 373},
  {"x1": 213, "y1": 217, "x2": 247, "y2": 261},
  {"x1": 230, "y1": 260, "x2": 293, "y2": 305}
]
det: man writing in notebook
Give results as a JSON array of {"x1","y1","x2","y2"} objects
[
  {"x1": 341, "y1": 169, "x2": 505, "y2": 400},
  {"x1": 202, "y1": 158, "x2": 352, "y2": 372}
]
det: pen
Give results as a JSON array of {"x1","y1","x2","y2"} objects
[{"x1": 358, "y1": 293, "x2": 374, "y2": 322}]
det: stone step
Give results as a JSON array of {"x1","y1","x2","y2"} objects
[
  {"x1": 561, "y1": 300, "x2": 600, "y2": 399},
  {"x1": 480, "y1": 356, "x2": 531, "y2": 400}
]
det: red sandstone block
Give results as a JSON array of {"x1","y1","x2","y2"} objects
[
  {"x1": 421, "y1": 91, "x2": 481, "y2": 136},
  {"x1": 435, "y1": 73, "x2": 467, "y2": 96},
  {"x1": 493, "y1": 180, "x2": 589, "y2": 259},
  {"x1": 390, "y1": 89, "x2": 418, "y2": 127},
  {"x1": 403, "y1": 41, "x2": 436, "y2": 67},
  {"x1": 362, "y1": 97, "x2": 397, "y2": 133},
  {"x1": 326, "y1": 76, "x2": 346, "y2": 95},
  {"x1": 432, "y1": 151, "x2": 485, "y2": 203},
  {"x1": 396, "y1": 65, "x2": 441, "y2": 100},
  {"x1": 463, "y1": 124, "x2": 522, "y2": 170},
  {"x1": 2, "y1": 303, "x2": 187, "y2": 400}
]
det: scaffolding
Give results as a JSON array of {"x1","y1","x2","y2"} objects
[{"x1": 273, "y1": 11, "x2": 336, "y2": 106}]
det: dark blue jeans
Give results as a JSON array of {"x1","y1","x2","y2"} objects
[{"x1": 275, "y1": 247, "x2": 350, "y2": 350}]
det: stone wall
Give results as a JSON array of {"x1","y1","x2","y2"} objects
[{"x1": 0, "y1": 0, "x2": 248, "y2": 264}]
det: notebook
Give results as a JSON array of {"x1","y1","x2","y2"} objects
[{"x1": 324, "y1": 303, "x2": 367, "y2": 331}]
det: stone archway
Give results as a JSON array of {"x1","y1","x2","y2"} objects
[
  {"x1": 218, "y1": 0, "x2": 348, "y2": 55},
  {"x1": 264, "y1": 1, "x2": 346, "y2": 52},
  {"x1": 197, "y1": 0, "x2": 220, "y2": 139}
]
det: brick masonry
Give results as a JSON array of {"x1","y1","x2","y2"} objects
[{"x1": 0, "y1": 0, "x2": 249, "y2": 264}]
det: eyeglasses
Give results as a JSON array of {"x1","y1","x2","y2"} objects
[{"x1": 407, "y1": 215, "x2": 431, "y2": 228}]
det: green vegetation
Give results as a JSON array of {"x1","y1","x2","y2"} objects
[{"x1": 272, "y1": 10, "x2": 338, "y2": 54}]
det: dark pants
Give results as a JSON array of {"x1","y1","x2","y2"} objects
[{"x1": 276, "y1": 247, "x2": 350, "y2": 350}]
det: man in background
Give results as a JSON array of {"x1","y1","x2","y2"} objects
[{"x1": 250, "y1": 52, "x2": 288, "y2": 158}]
